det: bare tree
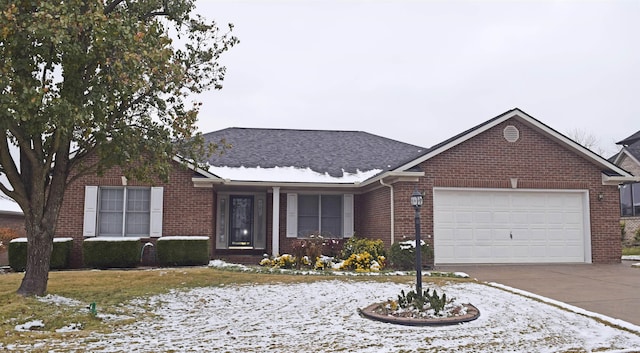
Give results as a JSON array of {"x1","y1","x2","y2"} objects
[{"x1": 566, "y1": 128, "x2": 607, "y2": 156}]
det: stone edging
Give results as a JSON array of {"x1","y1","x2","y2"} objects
[{"x1": 358, "y1": 303, "x2": 480, "y2": 326}]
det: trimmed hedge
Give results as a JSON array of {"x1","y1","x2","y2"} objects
[
  {"x1": 156, "y1": 236, "x2": 209, "y2": 266},
  {"x1": 83, "y1": 237, "x2": 142, "y2": 269},
  {"x1": 8, "y1": 237, "x2": 73, "y2": 272}
]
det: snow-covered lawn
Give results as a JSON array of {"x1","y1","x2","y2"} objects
[{"x1": 3, "y1": 278, "x2": 640, "y2": 352}]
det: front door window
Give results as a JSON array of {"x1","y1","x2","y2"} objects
[{"x1": 230, "y1": 196, "x2": 254, "y2": 247}]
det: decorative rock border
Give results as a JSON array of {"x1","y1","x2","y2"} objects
[{"x1": 359, "y1": 303, "x2": 480, "y2": 326}]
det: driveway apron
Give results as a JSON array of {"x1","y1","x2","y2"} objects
[{"x1": 436, "y1": 261, "x2": 640, "y2": 326}]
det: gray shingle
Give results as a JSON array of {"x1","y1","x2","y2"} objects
[{"x1": 203, "y1": 128, "x2": 427, "y2": 177}]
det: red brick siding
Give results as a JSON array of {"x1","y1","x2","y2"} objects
[
  {"x1": 56, "y1": 159, "x2": 214, "y2": 267},
  {"x1": 0, "y1": 213, "x2": 26, "y2": 238},
  {"x1": 362, "y1": 118, "x2": 621, "y2": 263},
  {"x1": 357, "y1": 187, "x2": 392, "y2": 247}
]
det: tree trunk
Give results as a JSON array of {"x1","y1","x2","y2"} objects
[{"x1": 17, "y1": 224, "x2": 53, "y2": 296}]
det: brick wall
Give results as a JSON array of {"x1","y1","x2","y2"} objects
[
  {"x1": 0, "y1": 212, "x2": 26, "y2": 238},
  {"x1": 357, "y1": 187, "x2": 392, "y2": 247},
  {"x1": 361, "y1": 117, "x2": 621, "y2": 264},
  {"x1": 56, "y1": 159, "x2": 214, "y2": 267}
]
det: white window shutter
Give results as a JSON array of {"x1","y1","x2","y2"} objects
[
  {"x1": 83, "y1": 186, "x2": 98, "y2": 237},
  {"x1": 149, "y1": 187, "x2": 164, "y2": 237},
  {"x1": 343, "y1": 194, "x2": 354, "y2": 238},
  {"x1": 286, "y1": 193, "x2": 298, "y2": 238}
]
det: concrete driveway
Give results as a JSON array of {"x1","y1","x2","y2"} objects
[{"x1": 437, "y1": 261, "x2": 640, "y2": 326}]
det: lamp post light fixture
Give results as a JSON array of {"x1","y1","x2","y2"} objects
[{"x1": 410, "y1": 189, "x2": 424, "y2": 296}]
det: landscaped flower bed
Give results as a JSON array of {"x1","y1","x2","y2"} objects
[
  {"x1": 360, "y1": 287, "x2": 480, "y2": 326},
  {"x1": 261, "y1": 235, "x2": 388, "y2": 272}
]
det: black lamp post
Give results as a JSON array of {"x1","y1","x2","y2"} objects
[{"x1": 410, "y1": 189, "x2": 423, "y2": 295}]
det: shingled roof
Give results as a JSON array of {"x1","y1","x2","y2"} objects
[
  {"x1": 202, "y1": 128, "x2": 426, "y2": 177},
  {"x1": 616, "y1": 130, "x2": 640, "y2": 162}
]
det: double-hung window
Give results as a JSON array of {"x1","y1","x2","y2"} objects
[
  {"x1": 620, "y1": 183, "x2": 640, "y2": 217},
  {"x1": 286, "y1": 193, "x2": 354, "y2": 238},
  {"x1": 99, "y1": 187, "x2": 151, "y2": 237},
  {"x1": 83, "y1": 186, "x2": 163, "y2": 238}
]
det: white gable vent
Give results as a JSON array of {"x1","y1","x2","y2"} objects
[{"x1": 503, "y1": 125, "x2": 520, "y2": 142}]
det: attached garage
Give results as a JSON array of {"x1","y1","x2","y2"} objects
[{"x1": 433, "y1": 188, "x2": 592, "y2": 264}]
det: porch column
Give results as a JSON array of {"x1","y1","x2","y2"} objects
[{"x1": 272, "y1": 186, "x2": 280, "y2": 257}]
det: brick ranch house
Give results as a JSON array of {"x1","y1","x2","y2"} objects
[{"x1": 55, "y1": 108, "x2": 637, "y2": 267}]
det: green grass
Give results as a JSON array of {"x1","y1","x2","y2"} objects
[
  {"x1": 622, "y1": 247, "x2": 640, "y2": 256},
  {"x1": 0, "y1": 266, "x2": 463, "y2": 349}
]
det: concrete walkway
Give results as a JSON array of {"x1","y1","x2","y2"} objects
[{"x1": 437, "y1": 261, "x2": 640, "y2": 326}]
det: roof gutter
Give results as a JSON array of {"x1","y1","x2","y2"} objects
[
  {"x1": 359, "y1": 170, "x2": 424, "y2": 188},
  {"x1": 379, "y1": 178, "x2": 395, "y2": 245}
]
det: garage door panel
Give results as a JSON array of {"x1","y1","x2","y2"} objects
[
  {"x1": 474, "y1": 211, "x2": 493, "y2": 224},
  {"x1": 434, "y1": 189, "x2": 588, "y2": 264}
]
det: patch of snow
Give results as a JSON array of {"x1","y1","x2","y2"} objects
[
  {"x1": 158, "y1": 236, "x2": 209, "y2": 241},
  {"x1": 55, "y1": 323, "x2": 83, "y2": 333},
  {"x1": 15, "y1": 320, "x2": 44, "y2": 332},
  {"x1": 8, "y1": 281, "x2": 640, "y2": 352},
  {"x1": 84, "y1": 237, "x2": 141, "y2": 242},
  {"x1": 487, "y1": 282, "x2": 640, "y2": 334},
  {"x1": 208, "y1": 259, "x2": 251, "y2": 271},
  {"x1": 208, "y1": 165, "x2": 382, "y2": 183},
  {"x1": 622, "y1": 255, "x2": 640, "y2": 261},
  {"x1": 53, "y1": 238, "x2": 73, "y2": 243},
  {"x1": 398, "y1": 239, "x2": 426, "y2": 249},
  {"x1": 37, "y1": 294, "x2": 83, "y2": 307}
]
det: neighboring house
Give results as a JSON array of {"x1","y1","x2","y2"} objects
[
  {"x1": 610, "y1": 131, "x2": 640, "y2": 243},
  {"x1": 55, "y1": 108, "x2": 636, "y2": 267},
  {"x1": 0, "y1": 197, "x2": 25, "y2": 237}
]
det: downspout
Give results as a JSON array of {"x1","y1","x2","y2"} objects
[{"x1": 379, "y1": 179, "x2": 395, "y2": 245}]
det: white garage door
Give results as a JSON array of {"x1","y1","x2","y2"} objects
[{"x1": 433, "y1": 189, "x2": 591, "y2": 264}]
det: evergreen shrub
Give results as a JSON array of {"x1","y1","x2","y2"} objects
[
  {"x1": 9, "y1": 237, "x2": 73, "y2": 272},
  {"x1": 156, "y1": 236, "x2": 209, "y2": 266},
  {"x1": 83, "y1": 237, "x2": 142, "y2": 269}
]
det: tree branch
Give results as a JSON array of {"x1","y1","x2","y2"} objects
[
  {"x1": 0, "y1": 130, "x2": 27, "y2": 206},
  {"x1": 141, "y1": 11, "x2": 170, "y2": 20},
  {"x1": 7, "y1": 123, "x2": 39, "y2": 167},
  {"x1": 103, "y1": 0, "x2": 125, "y2": 15}
]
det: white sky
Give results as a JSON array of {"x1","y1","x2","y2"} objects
[
  {"x1": 194, "y1": 0, "x2": 640, "y2": 156},
  {"x1": 3, "y1": 0, "x2": 639, "y2": 212}
]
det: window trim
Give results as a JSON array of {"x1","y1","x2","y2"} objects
[{"x1": 83, "y1": 185, "x2": 163, "y2": 238}]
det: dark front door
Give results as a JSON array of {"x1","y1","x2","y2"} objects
[{"x1": 229, "y1": 196, "x2": 254, "y2": 247}]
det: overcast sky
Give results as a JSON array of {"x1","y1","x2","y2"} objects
[
  {"x1": 194, "y1": 0, "x2": 639, "y2": 156},
  {"x1": 2, "y1": 0, "x2": 639, "y2": 212}
]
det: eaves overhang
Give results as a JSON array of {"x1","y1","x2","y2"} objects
[
  {"x1": 190, "y1": 170, "x2": 425, "y2": 190},
  {"x1": 359, "y1": 170, "x2": 425, "y2": 188}
]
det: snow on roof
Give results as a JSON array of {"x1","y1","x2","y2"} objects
[
  {"x1": 0, "y1": 196, "x2": 22, "y2": 214},
  {"x1": 208, "y1": 166, "x2": 382, "y2": 184}
]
